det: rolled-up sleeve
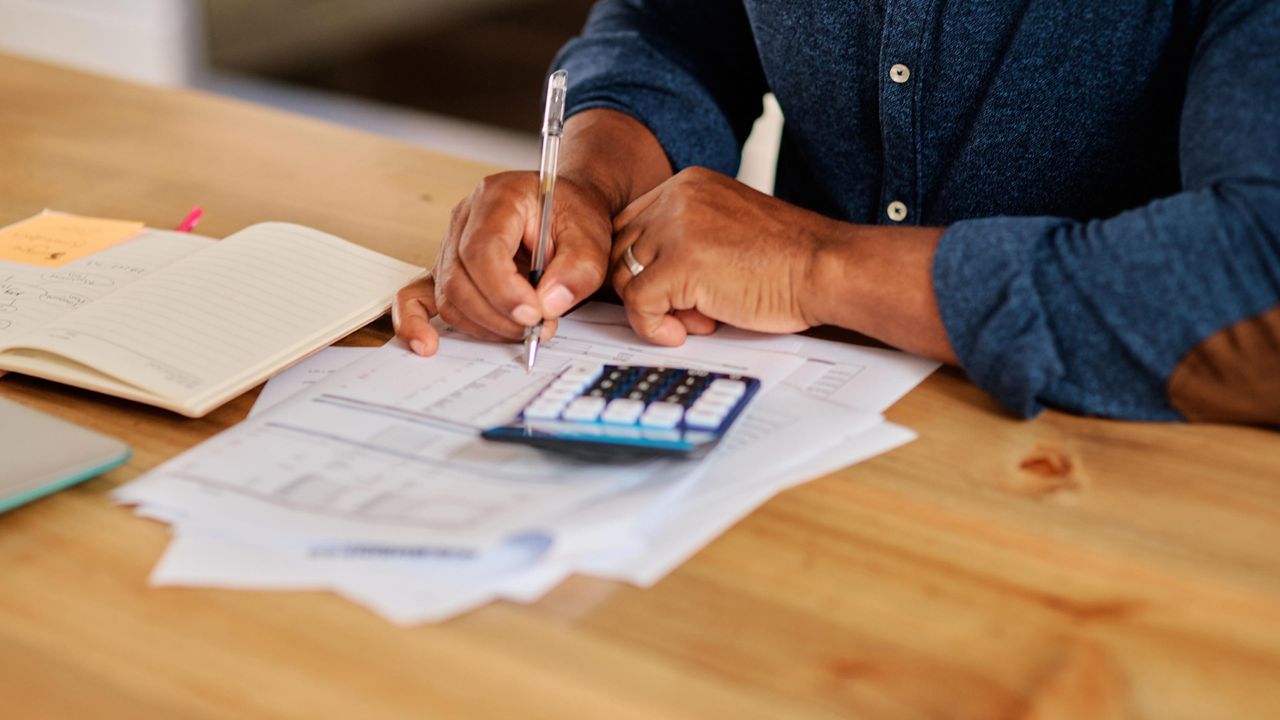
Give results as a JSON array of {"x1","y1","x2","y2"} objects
[
  {"x1": 933, "y1": 0, "x2": 1280, "y2": 423},
  {"x1": 552, "y1": 0, "x2": 767, "y2": 175}
]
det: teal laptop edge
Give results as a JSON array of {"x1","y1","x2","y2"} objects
[
  {"x1": 0, "y1": 397, "x2": 133, "y2": 514},
  {"x1": 0, "y1": 448, "x2": 131, "y2": 514}
]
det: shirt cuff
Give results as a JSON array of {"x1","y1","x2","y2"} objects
[{"x1": 932, "y1": 216, "x2": 1071, "y2": 418}]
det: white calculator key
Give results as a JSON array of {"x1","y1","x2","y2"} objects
[
  {"x1": 601, "y1": 398, "x2": 645, "y2": 425},
  {"x1": 685, "y1": 407, "x2": 726, "y2": 429},
  {"x1": 643, "y1": 401, "x2": 684, "y2": 420},
  {"x1": 639, "y1": 402, "x2": 684, "y2": 428},
  {"x1": 707, "y1": 378, "x2": 747, "y2": 398},
  {"x1": 563, "y1": 396, "x2": 606, "y2": 422},
  {"x1": 550, "y1": 377, "x2": 588, "y2": 392},
  {"x1": 540, "y1": 387, "x2": 578, "y2": 402},
  {"x1": 702, "y1": 387, "x2": 741, "y2": 403},
  {"x1": 692, "y1": 394, "x2": 736, "y2": 414},
  {"x1": 563, "y1": 364, "x2": 601, "y2": 378},
  {"x1": 522, "y1": 401, "x2": 564, "y2": 420},
  {"x1": 558, "y1": 366, "x2": 600, "y2": 385}
]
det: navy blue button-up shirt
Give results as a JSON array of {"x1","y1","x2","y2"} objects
[{"x1": 553, "y1": 0, "x2": 1280, "y2": 422}]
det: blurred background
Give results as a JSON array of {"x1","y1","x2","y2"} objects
[{"x1": 0, "y1": 0, "x2": 780, "y2": 190}]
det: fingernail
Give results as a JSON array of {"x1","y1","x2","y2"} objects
[
  {"x1": 511, "y1": 303, "x2": 540, "y2": 326},
  {"x1": 410, "y1": 339, "x2": 427, "y2": 356},
  {"x1": 541, "y1": 284, "x2": 574, "y2": 317}
]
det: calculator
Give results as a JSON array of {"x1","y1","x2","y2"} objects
[{"x1": 481, "y1": 364, "x2": 762, "y2": 459}]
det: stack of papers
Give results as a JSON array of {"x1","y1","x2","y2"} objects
[{"x1": 115, "y1": 303, "x2": 938, "y2": 624}]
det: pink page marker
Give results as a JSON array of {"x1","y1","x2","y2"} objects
[{"x1": 175, "y1": 206, "x2": 203, "y2": 233}]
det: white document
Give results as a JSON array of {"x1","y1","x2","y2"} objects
[
  {"x1": 577, "y1": 421, "x2": 918, "y2": 586},
  {"x1": 145, "y1": 379, "x2": 896, "y2": 619},
  {"x1": 249, "y1": 346, "x2": 374, "y2": 417},
  {"x1": 127, "y1": 304, "x2": 938, "y2": 624},
  {"x1": 120, "y1": 321, "x2": 808, "y2": 551},
  {"x1": 246, "y1": 303, "x2": 938, "y2": 420},
  {"x1": 151, "y1": 530, "x2": 564, "y2": 625},
  {"x1": 558, "y1": 302, "x2": 939, "y2": 413},
  {"x1": 783, "y1": 337, "x2": 939, "y2": 414}
]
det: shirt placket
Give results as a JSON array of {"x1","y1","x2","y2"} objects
[{"x1": 878, "y1": 0, "x2": 928, "y2": 225}]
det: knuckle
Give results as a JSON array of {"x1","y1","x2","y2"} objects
[
  {"x1": 579, "y1": 257, "x2": 607, "y2": 289},
  {"x1": 620, "y1": 278, "x2": 643, "y2": 304},
  {"x1": 457, "y1": 234, "x2": 483, "y2": 266},
  {"x1": 448, "y1": 200, "x2": 466, "y2": 225},
  {"x1": 392, "y1": 310, "x2": 410, "y2": 335},
  {"x1": 395, "y1": 278, "x2": 430, "y2": 306},
  {"x1": 436, "y1": 299, "x2": 463, "y2": 328},
  {"x1": 477, "y1": 171, "x2": 524, "y2": 201},
  {"x1": 677, "y1": 166, "x2": 714, "y2": 184},
  {"x1": 476, "y1": 173, "x2": 502, "y2": 196},
  {"x1": 434, "y1": 278, "x2": 456, "y2": 309},
  {"x1": 675, "y1": 166, "x2": 700, "y2": 182},
  {"x1": 670, "y1": 193, "x2": 693, "y2": 221}
]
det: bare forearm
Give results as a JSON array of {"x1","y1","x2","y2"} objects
[
  {"x1": 808, "y1": 223, "x2": 958, "y2": 364},
  {"x1": 561, "y1": 109, "x2": 673, "y2": 216}
]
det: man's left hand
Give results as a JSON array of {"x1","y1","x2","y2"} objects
[{"x1": 609, "y1": 167, "x2": 833, "y2": 345}]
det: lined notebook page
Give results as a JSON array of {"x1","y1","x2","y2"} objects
[
  {"x1": 0, "y1": 230, "x2": 211, "y2": 341},
  {"x1": 1, "y1": 223, "x2": 421, "y2": 413}
]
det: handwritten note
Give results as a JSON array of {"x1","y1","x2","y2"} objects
[
  {"x1": 0, "y1": 229, "x2": 212, "y2": 338},
  {"x1": 0, "y1": 213, "x2": 144, "y2": 267}
]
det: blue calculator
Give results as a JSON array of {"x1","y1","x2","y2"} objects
[{"x1": 482, "y1": 364, "x2": 762, "y2": 459}]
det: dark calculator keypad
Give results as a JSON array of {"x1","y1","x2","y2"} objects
[
  {"x1": 518, "y1": 364, "x2": 751, "y2": 430},
  {"x1": 482, "y1": 363, "x2": 762, "y2": 458}
]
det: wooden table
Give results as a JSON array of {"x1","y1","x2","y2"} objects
[{"x1": 2, "y1": 54, "x2": 1278, "y2": 719}]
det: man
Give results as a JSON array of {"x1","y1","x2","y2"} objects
[{"x1": 394, "y1": 1, "x2": 1280, "y2": 425}]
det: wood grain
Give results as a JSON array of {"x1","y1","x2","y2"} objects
[{"x1": 1, "y1": 54, "x2": 1279, "y2": 719}]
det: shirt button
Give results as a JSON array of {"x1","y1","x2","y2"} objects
[
  {"x1": 887, "y1": 201, "x2": 908, "y2": 222},
  {"x1": 889, "y1": 63, "x2": 911, "y2": 84}
]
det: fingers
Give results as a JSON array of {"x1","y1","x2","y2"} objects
[
  {"x1": 613, "y1": 194, "x2": 705, "y2": 345},
  {"x1": 436, "y1": 260, "x2": 527, "y2": 343},
  {"x1": 620, "y1": 268, "x2": 687, "y2": 346},
  {"x1": 393, "y1": 275, "x2": 442, "y2": 356},
  {"x1": 611, "y1": 242, "x2": 711, "y2": 341},
  {"x1": 608, "y1": 224, "x2": 651, "y2": 298},
  {"x1": 674, "y1": 309, "x2": 717, "y2": 335},
  {"x1": 433, "y1": 204, "x2": 525, "y2": 342},
  {"x1": 455, "y1": 175, "x2": 544, "y2": 328},
  {"x1": 535, "y1": 201, "x2": 611, "y2": 322},
  {"x1": 435, "y1": 172, "x2": 614, "y2": 349}
]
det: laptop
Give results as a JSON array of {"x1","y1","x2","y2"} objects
[{"x1": 0, "y1": 397, "x2": 130, "y2": 513}]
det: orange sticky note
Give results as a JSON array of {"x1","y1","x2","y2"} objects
[{"x1": 0, "y1": 213, "x2": 144, "y2": 267}]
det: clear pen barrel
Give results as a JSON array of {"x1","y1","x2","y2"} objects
[{"x1": 533, "y1": 70, "x2": 567, "y2": 274}]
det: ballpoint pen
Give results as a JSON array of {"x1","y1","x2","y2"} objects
[{"x1": 525, "y1": 69, "x2": 568, "y2": 373}]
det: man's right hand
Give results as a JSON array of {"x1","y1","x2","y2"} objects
[{"x1": 394, "y1": 170, "x2": 615, "y2": 356}]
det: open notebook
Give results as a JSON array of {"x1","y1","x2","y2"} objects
[{"x1": 0, "y1": 222, "x2": 421, "y2": 417}]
